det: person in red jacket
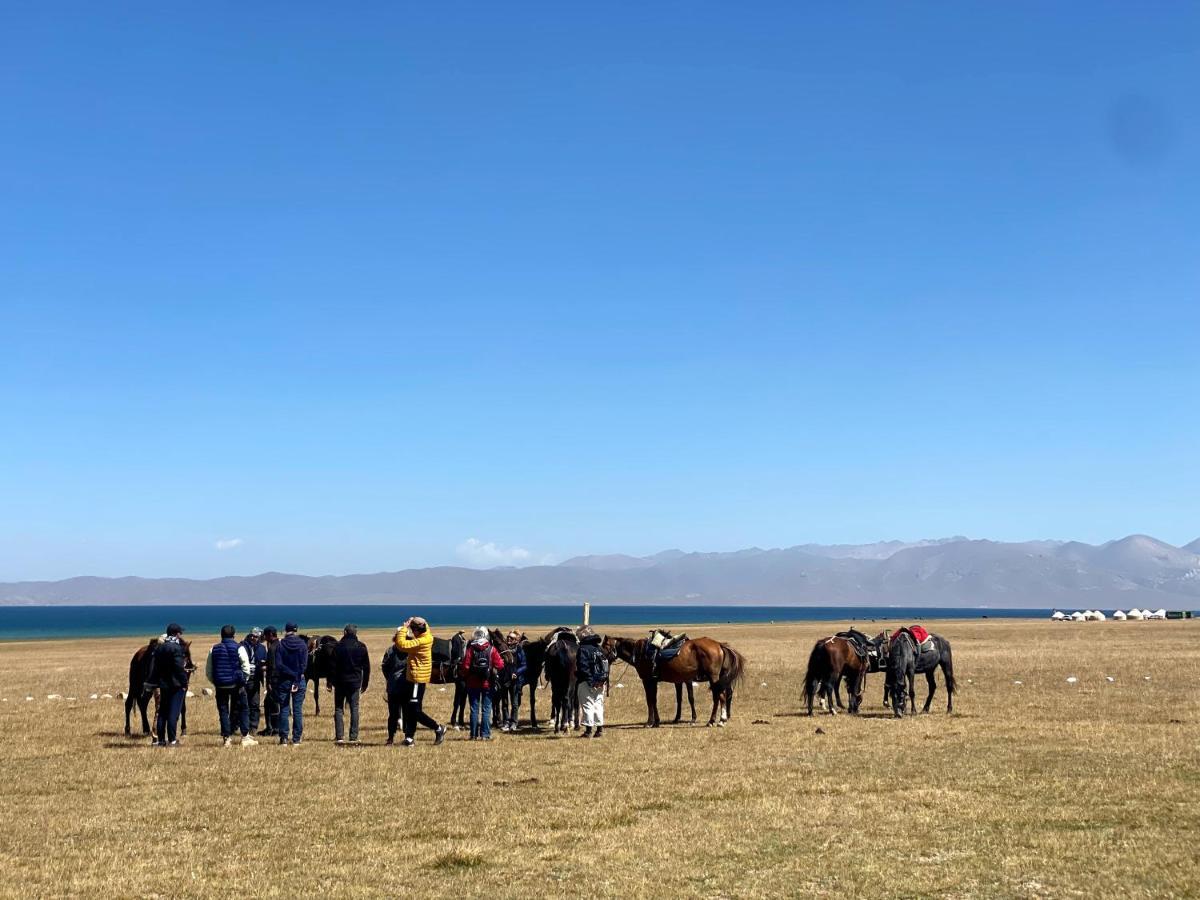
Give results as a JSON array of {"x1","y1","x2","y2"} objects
[{"x1": 461, "y1": 627, "x2": 505, "y2": 741}]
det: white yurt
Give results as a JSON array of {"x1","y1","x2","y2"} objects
[
  {"x1": 1149, "y1": 608, "x2": 1167, "y2": 620},
  {"x1": 1126, "y1": 608, "x2": 1145, "y2": 620},
  {"x1": 1112, "y1": 609, "x2": 1127, "y2": 620},
  {"x1": 1050, "y1": 610, "x2": 1067, "y2": 621},
  {"x1": 1070, "y1": 611, "x2": 1086, "y2": 622},
  {"x1": 1091, "y1": 610, "x2": 1107, "y2": 621}
]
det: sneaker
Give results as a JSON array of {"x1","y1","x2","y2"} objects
[
  {"x1": 402, "y1": 738, "x2": 414, "y2": 747},
  {"x1": 384, "y1": 738, "x2": 394, "y2": 746},
  {"x1": 150, "y1": 739, "x2": 163, "y2": 747},
  {"x1": 241, "y1": 736, "x2": 258, "y2": 747},
  {"x1": 223, "y1": 737, "x2": 232, "y2": 748},
  {"x1": 167, "y1": 740, "x2": 180, "y2": 748},
  {"x1": 335, "y1": 739, "x2": 345, "y2": 745},
  {"x1": 593, "y1": 727, "x2": 603, "y2": 738},
  {"x1": 580, "y1": 727, "x2": 593, "y2": 738},
  {"x1": 279, "y1": 739, "x2": 290, "y2": 747},
  {"x1": 434, "y1": 725, "x2": 446, "y2": 746}
]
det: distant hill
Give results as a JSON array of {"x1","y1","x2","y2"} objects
[{"x1": 3, "y1": 535, "x2": 1199, "y2": 607}]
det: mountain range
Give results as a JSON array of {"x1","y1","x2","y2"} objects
[{"x1": 3, "y1": 535, "x2": 1199, "y2": 607}]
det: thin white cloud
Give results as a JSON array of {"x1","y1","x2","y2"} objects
[
  {"x1": 214, "y1": 538, "x2": 244, "y2": 551},
  {"x1": 456, "y1": 538, "x2": 553, "y2": 568}
]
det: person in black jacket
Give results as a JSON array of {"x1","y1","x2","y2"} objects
[
  {"x1": 331, "y1": 624, "x2": 370, "y2": 744},
  {"x1": 150, "y1": 623, "x2": 191, "y2": 746},
  {"x1": 380, "y1": 633, "x2": 408, "y2": 745},
  {"x1": 576, "y1": 626, "x2": 609, "y2": 739},
  {"x1": 258, "y1": 626, "x2": 280, "y2": 736}
]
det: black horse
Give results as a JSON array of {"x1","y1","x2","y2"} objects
[
  {"x1": 303, "y1": 635, "x2": 336, "y2": 715},
  {"x1": 541, "y1": 627, "x2": 578, "y2": 734},
  {"x1": 884, "y1": 628, "x2": 956, "y2": 717},
  {"x1": 124, "y1": 637, "x2": 196, "y2": 736},
  {"x1": 432, "y1": 631, "x2": 468, "y2": 730},
  {"x1": 520, "y1": 634, "x2": 550, "y2": 730}
]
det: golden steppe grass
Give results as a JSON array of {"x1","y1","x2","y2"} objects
[{"x1": 0, "y1": 618, "x2": 1198, "y2": 899}]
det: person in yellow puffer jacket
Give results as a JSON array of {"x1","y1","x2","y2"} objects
[{"x1": 393, "y1": 617, "x2": 446, "y2": 747}]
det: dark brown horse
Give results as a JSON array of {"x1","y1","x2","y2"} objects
[
  {"x1": 304, "y1": 635, "x2": 336, "y2": 715},
  {"x1": 601, "y1": 635, "x2": 745, "y2": 727},
  {"x1": 542, "y1": 627, "x2": 579, "y2": 734},
  {"x1": 124, "y1": 638, "x2": 196, "y2": 736},
  {"x1": 802, "y1": 635, "x2": 872, "y2": 716}
]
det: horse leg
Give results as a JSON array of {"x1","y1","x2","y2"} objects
[
  {"x1": 922, "y1": 670, "x2": 936, "y2": 713},
  {"x1": 706, "y1": 683, "x2": 721, "y2": 726},
  {"x1": 907, "y1": 671, "x2": 917, "y2": 717},
  {"x1": 689, "y1": 682, "x2": 697, "y2": 723},
  {"x1": 824, "y1": 672, "x2": 839, "y2": 716},
  {"x1": 942, "y1": 650, "x2": 956, "y2": 714},
  {"x1": 673, "y1": 683, "x2": 683, "y2": 724},
  {"x1": 529, "y1": 683, "x2": 539, "y2": 730},
  {"x1": 722, "y1": 685, "x2": 732, "y2": 722},
  {"x1": 180, "y1": 696, "x2": 188, "y2": 736}
]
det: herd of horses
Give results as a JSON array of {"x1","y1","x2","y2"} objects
[{"x1": 122, "y1": 623, "x2": 955, "y2": 738}]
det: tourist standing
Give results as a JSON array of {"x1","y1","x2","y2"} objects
[
  {"x1": 461, "y1": 627, "x2": 505, "y2": 741},
  {"x1": 275, "y1": 622, "x2": 309, "y2": 746},
  {"x1": 150, "y1": 623, "x2": 190, "y2": 746},
  {"x1": 259, "y1": 626, "x2": 280, "y2": 736},
  {"x1": 576, "y1": 625, "x2": 608, "y2": 738},
  {"x1": 501, "y1": 630, "x2": 527, "y2": 732},
  {"x1": 393, "y1": 617, "x2": 447, "y2": 747},
  {"x1": 240, "y1": 627, "x2": 266, "y2": 734},
  {"x1": 206, "y1": 625, "x2": 257, "y2": 747},
  {"x1": 380, "y1": 631, "x2": 408, "y2": 745},
  {"x1": 331, "y1": 624, "x2": 370, "y2": 744}
]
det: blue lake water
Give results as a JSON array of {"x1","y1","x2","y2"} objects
[{"x1": 0, "y1": 604, "x2": 1050, "y2": 641}]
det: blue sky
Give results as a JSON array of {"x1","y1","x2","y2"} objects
[{"x1": 2, "y1": 5, "x2": 1197, "y2": 580}]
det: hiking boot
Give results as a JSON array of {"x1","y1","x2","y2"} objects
[
  {"x1": 592, "y1": 727, "x2": 603, "y2": 738},
  {"x1": 434, "y1": 725, "x2": 446, "y2": 746},
  {"x1": 241, "y1": 736, "x2": 258, "y2": 747},
  {"x1": 580, "y1": 727, "x2": 593, "y2": 738},
  {"x1": 223, "y1": 737, "x2": 232, "y2": 748}
]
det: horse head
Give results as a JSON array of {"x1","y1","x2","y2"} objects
[
  {"x1": 600, "y1": 635, "x2": 636, "y2": 664},
  {"x1": 180, "y1": 639, "x2": 196, "y2": 673}
]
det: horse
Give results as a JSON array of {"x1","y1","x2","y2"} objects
[
  {"x1": 488, "y1": 628, "x2": 517, "y2": 730},
  {"x1": 882, "y1": 628, "x2": 956, "y2": 717},
  {"x1": 520, "y1": 633, "x2": 550, "y2": 729},
  {"x1": 601, "y1": 635, "x2": 746, "y2": 727},
  {"x1": 303, "y1": 635, "x2": 337, "y2": 715},
  {"x1": 541, "y1": 627, "x2": 579, "y2": 734},
  {"x1": 124, "y1": 637, "x2": 196, "y2": 736},
  {"x1": 431, "y1": 631, "x2": 467, "y2": 729},
  {"x1": 802, "y1": 634, "x2": 875, "y2": 716}
]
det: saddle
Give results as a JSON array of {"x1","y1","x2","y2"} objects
[
  {"x1": 891, "y1": 626, "x2": 935, "y2": 654},
  {"x1": 647, "y1": 629, "x2": 688, "y2": 668},
  {"x1": 834, "y1": 629, "x2": 875, "y2": 660}
]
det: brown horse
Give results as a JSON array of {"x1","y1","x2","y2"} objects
[
  {"x1": 124, "y1": 637, "x2": 196, "y2": 736},
  {"x1": 802, "y1": 635, "x2": 873, "y2": 716},
  {"x1": 601, "y1": 635, "x2": 746, "y2": 727}
]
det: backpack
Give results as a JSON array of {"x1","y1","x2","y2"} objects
[{"x1": 469, "y1": 643, "x2": 493, "y2": 678}]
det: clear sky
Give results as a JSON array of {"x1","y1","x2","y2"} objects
[{"x1": 2, "y1": 4, "x2": 1198, "y2": 581}]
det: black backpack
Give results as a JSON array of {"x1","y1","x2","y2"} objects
[{"x1": 469, "y1": 643, "x2": 493, "y2": 678}]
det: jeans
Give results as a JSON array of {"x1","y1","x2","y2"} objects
[
  {"x1": 507, "y1": 681, "x2": 522, "y2": 727},
  {"x1": 386, "y1": 689, "x2": 404, "y2": 742},
  {"x1": 277, "y1": 681, "x2": 306, "y2": 743},
  {"x1": 469, "y1": 687, "x2": 493, "y2": 739},
  {"x1": 578, "y1": 681, "x2": 605, "y2": 728},
  {"x1": 215, "y1": 685, "x2": 249, "y2": 738},
  {"x1": 402, "y1": 681, "x2": 439, "y2": 741},
  {"x1": 333, "y1": 685, "x2": 361, "y2": 741},
  {"x1": 156, "y1": 686, "x2": 186, "y2": 744},
  {"x1": 244, "y1": 679, "x2": 262, "y2": 732}
]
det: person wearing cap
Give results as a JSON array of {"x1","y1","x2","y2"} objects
[
  {"x1": 149, "y1": 623, "x2": 191, "y2": 746},
  {"x1": 206, "y1": 625, "x2": 258, "y2": 748},
  {"x1": 240, "y1": 627, "x2": 266, "y2": 734},
  {"x1": 461, "y1": 626, "x2": 505, "y2": 741},
  {"x1": 576, "y1": 625, "x2": 608, "y2": 738},
  {"x1": 259, "y1": 626, "x2": 281, "y2": 736},
  {"x1": 380, "y1": 628, "x2": 409, "y2": 745},
  {"x1": 331, "y1": 624, "x2": 370, "y2": 745},
  {"x1": 274, "y1": 622, "x2": 310, "y2": 746},
  {"x1": 393, "y1": 617, "x2": 447, "y2": 746},
  {"x1": 500, "y1": 630, "x2": 527, "y2": 732}
]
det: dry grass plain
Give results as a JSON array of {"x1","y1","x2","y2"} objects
[{"x1": 0, "y1": 618, "x2": 1198, "y2": 899}]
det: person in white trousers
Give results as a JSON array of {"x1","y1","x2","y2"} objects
[{"x1": 576, "y1": 626, "x2": 609, "y2": 738}]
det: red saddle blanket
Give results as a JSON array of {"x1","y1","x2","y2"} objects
[{"x1": 892, "y1": 625, "x2": 930, "y2": 644}]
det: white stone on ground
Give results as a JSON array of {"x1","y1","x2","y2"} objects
[
  {"x1": 47, "y1": 694, "x2": 62, "y2": 700},
  {"x1": 101, "y1": 693, "x2": 113, "y2": 699},
  {"x1": 615, "y1": 683, "x2": 624, "y2": 689},
  {"x1": 1013, "y1": 680, "x2": 1022, "y2": 685},
  {"x1": 89, "y1": 693, "x2": 99, "y2": 700},
  {"x1": 1066, "y1": 676, "x2": 1078, "y2": 684},
  {"x1": 185, "y1": 690, "x2": 195, "y2": 698},
  {"x1": 1105, "y1": 676, "x2": 1115, "y2": 683}
]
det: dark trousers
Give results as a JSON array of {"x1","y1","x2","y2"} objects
[
  {"x1": 215, "y1": 685, "x2": 249, "y2": 738},
  {"x1": 244, "y1": 679, "x2": 262, "y2": 732},
  {"x1": 263, "y1": 683, "x2": 280, "y2": 734},
  {"x1": 386, "y1": 689, "x2": 405, "y2": 742},
  {"x1": 402, "y1": 681, "x2": 439, "y2": 740},
  {"x1": 277, "y1": 681, "x2": 306, "y2": 744},
  {"x1": 507, "y1": 681, "x2": 522, "y2": 726},
  {"x1": 156, "y1": 686, "x2": 186, "y2": 744},
  {"x1": 333, "y1": 685, "x2": 361, "y2": 741}
]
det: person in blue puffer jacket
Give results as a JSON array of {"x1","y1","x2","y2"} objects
[
  {"x1": 206, "y1": 625, "x2": 257, "y2": 748},
  {"x1": 274, "y1": 623, "x2": 310, "y2": 746}
]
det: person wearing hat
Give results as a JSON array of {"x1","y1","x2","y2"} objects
[
  {"x1": 240, "y1": 627, "x2": 266, "y2": 734},
  {"x1": 500, "y1": 630, "x2": 527, "y2": 732},
  {"x1": 259, "y1": 626, "x2": 281, "y2": 736},
  {"x1": 575, "y1": 625, "x2": 608, "y2": 738},
  {"x1": 149, "y1": 623, "x2": 191, "y2": 746},
  {"x1": 274, "y1": 622, "x2": 310, "y2": 746},
  {"x1": 392, "y1": 617, "x2": 447, "y2": 746},
  {"x1": 461, "y1": 626, "x2": 505, "y2": 741}
]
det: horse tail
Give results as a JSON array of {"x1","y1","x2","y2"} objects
[
  {"x1": 719, "y1": 644, "x2": 746, "y2": 693},
  {"x1": 940, "y1": 637, "x2": 957, "y2": 692},
  {"x1": 802, "y1": 640, "x2": 824, "y2": 707}
]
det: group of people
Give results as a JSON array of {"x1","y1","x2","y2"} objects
[{"x1": 146, "y1": 616, "x2": 610, "y2": 747}]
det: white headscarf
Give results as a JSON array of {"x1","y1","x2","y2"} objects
[{"x1": 472, "y1": 626, "x2": 489, "y2": 643}]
